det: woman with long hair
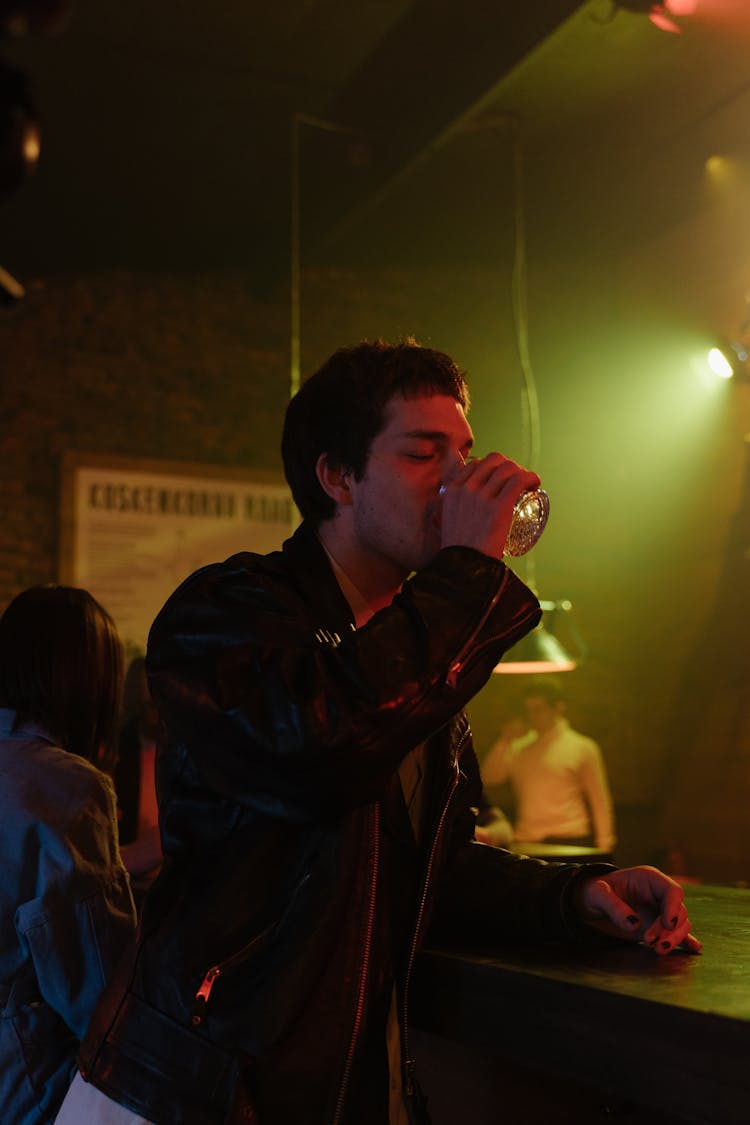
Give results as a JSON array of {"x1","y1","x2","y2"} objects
[{"x1": 0, "y1": 585, "x2": 136, "y2": 1125}]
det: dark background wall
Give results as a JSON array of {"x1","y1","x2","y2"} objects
[
  {"x1": 1, "y1": 0, "x2": 748, "y2": 883},
  {"x1": 2, "y1": 254, "x2": 747, "y2": 882}
]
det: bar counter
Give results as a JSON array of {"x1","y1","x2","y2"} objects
[{"x1": 411, "y1": 884, "x2": 750, "y2": 1124}]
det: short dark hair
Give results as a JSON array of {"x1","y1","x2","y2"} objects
[
  {"x1": 282, "y1": 338, "x2": 470, "y2": 525},
  {"x1": 523, "y1": 675, "x2": 566, "y2": 706},
  {"x1": 0, "y1": 585, "x2": 124, "y2": 763}
]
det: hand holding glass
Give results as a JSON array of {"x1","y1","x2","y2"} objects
[{"x1": 439, "y1": 461, "x2": 549, "y2": 558}]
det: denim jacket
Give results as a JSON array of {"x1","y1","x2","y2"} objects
[{"x1": 0, "y1": 709, "x2": 136, "y2": 1124}]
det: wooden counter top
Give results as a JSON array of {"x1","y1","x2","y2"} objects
[{"x1": 411, "y1": 884, "x2": 750, "y2": 1124}]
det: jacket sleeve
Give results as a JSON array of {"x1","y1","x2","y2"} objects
[
  {"x1": 148, "y1": 545, "x2": 541, "y2": 822},
  {"x1": 426, "y1": 740, "x2": 616, "y2": 948},
  {"x1": 14, "y1": 769, "x2": 137, "y2": 1039}
]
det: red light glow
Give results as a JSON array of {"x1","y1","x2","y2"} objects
[{"x1": 649, "y1": 6, "x2": 682, "y2": 32}]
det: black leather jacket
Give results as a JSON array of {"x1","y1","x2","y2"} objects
[{"x1": 80, "y1": 524, "x2": 607, "y2": 1125}]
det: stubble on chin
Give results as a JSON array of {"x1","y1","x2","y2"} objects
[{"x1": 413, "y1": 524, "x2": 443, "y2": 573}]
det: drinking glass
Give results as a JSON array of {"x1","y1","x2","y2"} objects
[{"x1": 504, "y1": 488, "x2": 549, "y2": 557}]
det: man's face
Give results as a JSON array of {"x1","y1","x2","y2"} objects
[
  {"x1": 347, "y1": 391, "x2": 474, "y2": 581},
  {"x1": 524, "y1": 695, "x2": 560, "y2": 734}
]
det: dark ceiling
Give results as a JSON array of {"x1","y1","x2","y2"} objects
[{"x1": 1, "y1": 0, "x2": 750, "y2": 287}]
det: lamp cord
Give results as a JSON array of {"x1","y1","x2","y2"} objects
[
  {"x1": 291, "y1": 110, "x2": 544, "y2": 601},
  {"x1": 290, "y1": 112, "x2": 368, "y2": 401},
  {"x1": 508, "y1": 115, "x2": 541, "y2": 593}
]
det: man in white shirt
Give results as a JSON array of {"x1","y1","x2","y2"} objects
[{"x1": 482, "y1": 676, "x2": 616, "y2": 854}]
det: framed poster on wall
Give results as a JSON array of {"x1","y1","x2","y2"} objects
[{"x1": 60, "y1": 452, "x2": 295, "y2": 653}]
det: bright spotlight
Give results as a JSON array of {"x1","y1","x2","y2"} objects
[
  {"x1": 614, "y1": 0, "x2": 696, "y2": 33},
  {"x1": 708, "y1": 347, "x2": 736, "y2": 380},
  {"x1": 664, "y1": 0, "x2": 697, "y2": 13}
]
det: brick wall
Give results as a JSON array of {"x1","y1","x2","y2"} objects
[
  {"x1": 0, "y1": 271, "x2": 289, "y2": 592},
  {"x1": 1, "y1": 263, "x2": 748, "y2": 882}
]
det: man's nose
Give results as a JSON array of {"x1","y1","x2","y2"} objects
[{"x1": 443, "y1": 449, "x2": 470, "y2": 476}]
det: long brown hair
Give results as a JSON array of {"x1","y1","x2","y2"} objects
[{"x1": 0, "y1": 585, "x2": 124, "y2": 762}]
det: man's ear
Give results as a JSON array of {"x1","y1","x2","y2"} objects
[{"x1": 315, "y1": 453, "x2": 353, "y2": 506}]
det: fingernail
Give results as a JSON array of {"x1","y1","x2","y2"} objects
[
  {"x1": 627, "y1": 914, "x2": 640, "y2": 926},
  {"x1": 661, "y1": 941, "x2": 671, "y2": 951}
]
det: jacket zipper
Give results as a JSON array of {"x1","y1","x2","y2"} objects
[
  {"x1": 400, "y1": 725, "x2": 469, "y2": 1097},
  {"x1": 446, "y1": 579, "x2": 540, "y2": 689},
  {"x1": 190, "y1": 918, "x2": 279, "y2": 1027},
  {"x1": 331, "y1": 802, "x2": 380, "y2": 1125}
]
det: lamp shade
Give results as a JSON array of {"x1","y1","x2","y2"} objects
[
  {"x1": 494, "y1": 623, "x2": 576, "y2": 674},
  {"x1": 494, "y1": 599, "x2": 581, "y2": 674}
]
